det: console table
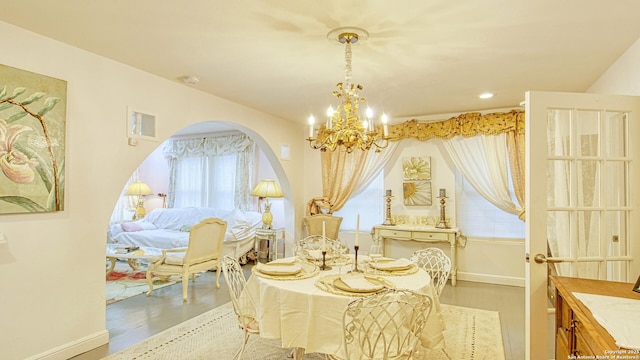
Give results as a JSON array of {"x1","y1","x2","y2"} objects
[{"x1": 371, "y1": 225, "x2": 461, "y2": 286}]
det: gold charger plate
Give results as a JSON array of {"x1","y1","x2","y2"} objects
[
  {"x1": 252, "y1": 262, "x2": 319, "y2": 280},
  {"x1": 333, "y1": 276, "x2": 385, "y2": 293},
  {"x1": 257, "y1": 265, "x2": 302, "y2": 276},
  {"x1": 367, "y1": 263, "x2": 420, "y2": 276},
  {"x1": 315, "y1": 274, "x2": 393, "y2": 297}
]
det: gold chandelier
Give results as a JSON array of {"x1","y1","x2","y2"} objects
[{"x1": 306, "y1": 28, "x2": 390, "y2": 153}]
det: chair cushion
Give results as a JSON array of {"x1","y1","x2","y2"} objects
[{"x1": 165, "y1": 253, "x2": 186, "y2": 265}]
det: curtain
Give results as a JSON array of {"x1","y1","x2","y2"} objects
[
  {"x1": 440, "y1": 133, "x2": 522, "y2": 217},
  {"x1": 312, "y1": 148, "x2": 368, "y2": 214},
  {"x1": 163, "y1": 134, "x2": 254, "y2": 209},
  {"x1": 350, "y1": 142, "x2": 398, "y2": 197}
]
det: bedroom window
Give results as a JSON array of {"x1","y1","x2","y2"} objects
[
  {"x1": 455, "y1": 169, "x2": 524, "y2": 239},
  {"x1": 334, "y1": 171, "x2": 384, "y2": 231},
  {"x1": 173, "y1": 154, "x2": 236, "y2": 209}
]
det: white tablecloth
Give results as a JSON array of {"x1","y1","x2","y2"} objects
[{"x1": 242, "y1": 257, "x2": 445, "y2": 357}]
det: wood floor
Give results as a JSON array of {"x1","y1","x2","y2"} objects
[{"x1": 73, "y1": 265, "x2": 525, "y2": 360}]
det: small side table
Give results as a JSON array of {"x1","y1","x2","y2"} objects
[{"x1": 254, "y1": 228, "x2": 285, "y2": 263}]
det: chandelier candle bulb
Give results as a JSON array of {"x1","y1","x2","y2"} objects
[
  {"x1": 381, "y1": 113, "x2": 389, "y2": 137},
  {"x1": 308, "y1": 116, "x2": 315, "y2": 138},
  {"x1": 440, "y1": 188, "x2": 446, "y2": 198},
  {"x1": 386, "y1": 189, "x2": 392, "y2": 197}
]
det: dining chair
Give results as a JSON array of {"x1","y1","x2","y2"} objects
[
  {"x1": 146, "y1": 218, "x2": 227, "y2": 302},
  {"x1": 221, "y1": 255, "x2": 260, "y2": 360},
  {"x1": 294, "y1": 235, "x2": 345, "y2": 260},
  {"x1": 410, "y1": 247, "x2": 452, "y2": 297},
  {"x1": 304, "y1": 213, "x2": 343, "y2": 240},
  {"x1": 342, "y1": 288, "x2": 433, "y2": 360}
]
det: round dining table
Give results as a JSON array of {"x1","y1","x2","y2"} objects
[{"x1": 242, "y1": 256, "x2": 446, "y2": 359}]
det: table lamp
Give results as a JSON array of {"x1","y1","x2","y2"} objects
[
  {"x1": 251, "y1": 179, "x2": 283, "y2": 229},
  {"x1": 126, "y1": 181, "x2": 153, "y2": 220}
]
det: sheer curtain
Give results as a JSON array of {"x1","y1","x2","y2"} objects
[
  {"x1": 163, "y1": 134, "x2": 254, "y2": 209},
  {"x1": 351, "y1": 142, "x2": 398, "y2": 197},
  {"x1": 440, "y1": 133, "x2": 522, "y2": 216}
]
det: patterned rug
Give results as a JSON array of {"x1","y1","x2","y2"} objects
[
  {"x1": 103, "y1": 302, "x2": 505, "y2": 360},
  {"x1": 106, "y1": 262, "x2": 179, "y2": 305}
]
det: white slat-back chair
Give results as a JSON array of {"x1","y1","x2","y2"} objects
[
  {"x1": 342, "y1": 288, "x2": 433, "y2": 360},
  {"x1": 410, "y1": 247, "x2": 452, "y2": 297},
  {"x1": 221, "y1": 255, "x2": 259, "y2": 360}
]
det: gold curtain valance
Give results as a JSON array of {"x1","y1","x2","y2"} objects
[{"x1": 387, "y1": 109, "x2": 524, "y2": 142}]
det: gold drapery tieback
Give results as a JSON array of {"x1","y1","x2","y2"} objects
[
  {"x1": 387, "y1": 109, "x2": 524, "y2": 141},
  {"x1": 306, "y1": 197, "x2": 333, "y2": 216}
]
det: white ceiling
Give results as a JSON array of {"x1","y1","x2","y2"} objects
[{"x1": 2, "y1": 0, "x2": 640, "y2": 128}]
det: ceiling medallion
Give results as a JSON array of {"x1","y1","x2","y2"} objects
[{"x1": 306, "y1": 27, "x2": 389, "y2": 153}]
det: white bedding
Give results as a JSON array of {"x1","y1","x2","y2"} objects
[{"x1": 107, "y1": 207, "x2": 262, "y2": 259}]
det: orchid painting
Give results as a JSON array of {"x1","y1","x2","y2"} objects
[{"x1": 0, "y1": 64, "x2": 66, "y2": 214}]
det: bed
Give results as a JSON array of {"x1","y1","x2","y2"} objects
[{"x1": 107, "y1": 207, "x2": 263, "y2": 261}]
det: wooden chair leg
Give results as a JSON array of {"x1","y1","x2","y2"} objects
[
  {"x1": 182, "y1": 273, "x2": 189, "y2": 301},
  {"x1": 145, "y1": 270, "x2": 154, "y2": 296},
  {"x1": 215, "y1": 265, "x2": 221, "y2": 288}
]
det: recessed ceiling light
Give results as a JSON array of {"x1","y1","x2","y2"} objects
[{"x1": 479, "y1": 92, "x2": 495, "y2": 99}]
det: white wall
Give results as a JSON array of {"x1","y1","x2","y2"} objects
[
  {"x1": 588, "y1": 38, "x2": 640, "y2": 95},
  {"x1": 0, "y1": 20, "x2": 306, "y2": 360}
]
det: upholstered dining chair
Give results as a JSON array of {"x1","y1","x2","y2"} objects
[
  {"x1": 304, "y1": 214, "x2": 343, "y2": 240},
  {"x1": 221, "y1": 255, "x2": 260, "y2": 360},
  {"x1": 146, "y1": 218, "x2": 227, "y2": 302},
  {"x1": 410, "y1": 247, "x2": 452, "y2": 297},
  {"x1": 342, "y1": 288, "x2": 433, "y2": 360}
]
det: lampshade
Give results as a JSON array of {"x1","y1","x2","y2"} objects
[
  {"x1": 251, "y1": 179, "x2": 283, "y2": 198},
  {"x1": 126, "y1": 181, "x2": 153, "y2": 196}
]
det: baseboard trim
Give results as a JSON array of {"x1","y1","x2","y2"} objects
[
  {"x1": 27, "y1": 330, "x2": 109, "y2": 360},
  {"x1": 457, "y1": 271, "x2": 525, "y2": 287}
]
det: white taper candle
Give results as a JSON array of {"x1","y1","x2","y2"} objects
[
  {"x1": 355, "y1": 214, "x2": 360, "y2": 246},
  {"x1": 322, "y1": 221, "x2": 326, "y2": 250}
]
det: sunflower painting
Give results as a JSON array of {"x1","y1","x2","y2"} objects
[
  {"x1": 403, "y1": 181, "x2": 432, "y2": 206},
  {"x1": 402, "y1": 156, "x2": 431, "y2": 180},
  {"x1": 0, "y1": 64, "x2": 66, "y2": 214}
]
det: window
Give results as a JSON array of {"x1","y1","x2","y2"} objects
[
  {"x1": 455, "y1": 169, "x2": 524, "y2": 239},
  {"x1": 173, "y1": 154, "x2": 236, "y2": 209},
  {"x1": 334, "y1": 171, "x2": 384, "y2": 231}
]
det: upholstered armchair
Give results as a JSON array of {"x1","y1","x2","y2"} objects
[
  {"x1": 303, "y1": 214, "x2": 343, "y2": 240},
  {"x1": 146, "y1": 217, "x2": 227, "y2": 301}
]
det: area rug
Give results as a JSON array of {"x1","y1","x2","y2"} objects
[
  {"x1": 106, "y1": 262, "x2": 180, "y2": 305},
  {"x1": 102, "y1": 303, "x2": 505, "y2": 360}
]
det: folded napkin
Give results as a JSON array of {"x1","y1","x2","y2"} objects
[
  {"x1": 257, "y1": 263, "x2": 302, "y2": 275},
  {"x1": 339, "y1": 276, "x2": 384, "y2": 291},
  {"x1": 371, "y1": 258, "x2": 413, "y2": 270},
  {"x1": 266, "y1": 257, "x2": 297, "y2": 265}
]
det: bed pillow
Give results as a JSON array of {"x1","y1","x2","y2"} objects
[
  {"x1": 121, "y1": 222, "x2": 157, "y2": 232},
  {"x1": 223, "y1": 208, "x2": 251, "y2": 230}
]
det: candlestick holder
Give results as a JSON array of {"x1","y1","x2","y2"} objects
[
  {"x1": 382, "y1": 195, "x2": 395, "y2": 226},
  {"x1": 349, "y1": 245, "x2": 364, "y2": 273},
  {"x1": 320, "y1": 251, "x2": 332, "y2": 270},
  {"x1": 435, "y1": 196, "x2": 451, "y2": 229}
]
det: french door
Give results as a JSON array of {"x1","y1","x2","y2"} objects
[{"x1": 525, "y1": 91, "x2": 640, "y2": 359}]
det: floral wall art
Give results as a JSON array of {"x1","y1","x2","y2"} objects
[
  {"x1": 0, "y1": 64, "x2": 66, "y2": 214},
  {"x1": 402, "y1": 156, "x2": 432, "y2": 206}
]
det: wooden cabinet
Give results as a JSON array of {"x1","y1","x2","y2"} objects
[
  {"x1": 550, "y1": 276, "x2": 640, "y2": 358},
  {"x1": 371, "y1": 225, "x2": 460, "y2": 285}
]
